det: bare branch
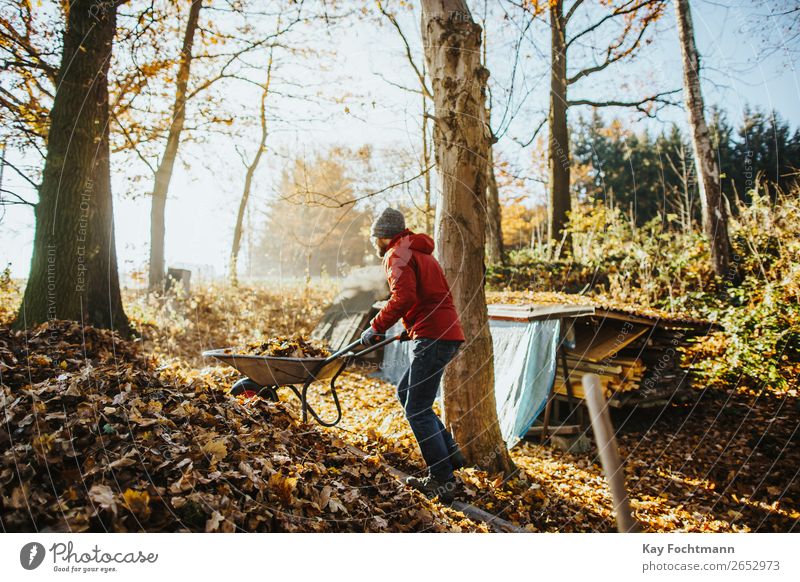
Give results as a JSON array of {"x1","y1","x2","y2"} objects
[
  {"x1": 0, "y1": 187, "x2": 36, "y2": 206},
  {"x1": 567, "y1": 88, "x2": 681, "y2": 117},
  {"x1": 1, "y1": 155, "x2": 39, "y2": 189},
  {"x1": 567, "y1": 20, "x2": 651, "y2": 85},
  {"x1": 511, "y1": 115, "x2": 547, "y2": 148},
  {"x1": 566, "y1": 0, "x2": 662, "y2": 49},
  {"x1": 564, "y1": 0, "x2": 586, "y2": 23},
  {"x1": 280, "y1": 164, "x2": 435, "y2": 209},
  {"x1": 376, "y1": 1, "x2": 433, "y2": 99},
  {"x1": 110, "y1": 109, "x2": 156, "y2": 174}
]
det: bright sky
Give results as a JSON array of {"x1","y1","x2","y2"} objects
[{"x1": 1, "y1": 0, "x2": 798, "y2": 280}]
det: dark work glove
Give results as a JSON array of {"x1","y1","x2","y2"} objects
[
  {"x1": 360, "y1": 327, "x2": 382, "y2": 346},
  {"x1": 399, "y1": 330, "x2": 410, "y2": 341}
]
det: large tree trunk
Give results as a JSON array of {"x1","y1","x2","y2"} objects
[
  {"x1": 485, "y1": 145, "x2": 504, "y2": 264},
  {"x1": 674, "y1": 0, "x2": 731, "y2": 278},
  {"x1": 547, "y1": 0, "x2": 571, "y2": 255},
  {"x1": 421, "y1": 0, "x2": 514, "y2": 475},
  {"x1": 230, "y1": 47, "x2": 274, "y2": 285},
  {"x1": 148, "y1": 0, "x2": 202, "y2": 292},
  {"x1": 16, "y1": 0, "x2": 129, "y2": 335}
]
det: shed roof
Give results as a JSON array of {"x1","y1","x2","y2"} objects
[{"x1": 487, "y1": 290, "x2": 716, "y2": 332}]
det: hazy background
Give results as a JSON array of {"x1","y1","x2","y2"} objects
[{"x1": 1, "y1": 0, "x2": 797, "y2": 282}]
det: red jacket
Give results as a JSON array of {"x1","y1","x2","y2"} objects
[{"x1": 370, "y1": 230, "x2": 465, "y2": 341}]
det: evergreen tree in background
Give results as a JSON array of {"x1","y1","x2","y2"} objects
[{"x1": 570, "y1": 109, "x2": 800, "y2": 229}]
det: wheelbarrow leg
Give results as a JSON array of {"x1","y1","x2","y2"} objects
[
  {"x1": 257, "y1": 386, "x2": 279, "y2": 402},
  {"x1": 297, "y1": 360, "x2": 346, "y2": 427}
]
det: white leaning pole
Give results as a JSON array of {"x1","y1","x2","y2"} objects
[{"x1": 582, "y1": 373, "x2": 641, "y2": 533}]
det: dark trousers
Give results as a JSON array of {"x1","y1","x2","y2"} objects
[{"x1": 397, "y1": 338, "x2": 462, "y2": 482}]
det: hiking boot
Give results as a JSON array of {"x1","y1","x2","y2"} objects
[
  {"x1": 405, "y1": 475, "x2": 457, "y2": 504},
  {"x1": 449, "y1": 447, "x2": 467, "y2": 470}
]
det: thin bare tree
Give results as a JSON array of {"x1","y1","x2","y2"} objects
[
  {"x1": 230, "y1": 42, "x2": 276, "y2": 285},
  {"x1": 516, "y1": 0, "x2": 677, "y2": 254},
  {"x1": 148, "y1": 0, "x2": 202, "y2": 292},
  {"x1": 674, "y1": 0, "x2": 732, "y2": 277}
]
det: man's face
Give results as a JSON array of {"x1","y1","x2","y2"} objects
[{"x1": 371, "y1": 236, "x2": 390, "y2": 257}]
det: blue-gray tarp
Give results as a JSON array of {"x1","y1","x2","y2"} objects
[{"x1": 378, "y1": 318, "x2": 561, "y2": 448}]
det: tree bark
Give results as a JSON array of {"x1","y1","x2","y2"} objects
[
  {"x1": 230, "y1": 46, "x2": 274, "y2": 285},
  {"x1": 421, "y1": 0, "x2": 514, "y2": 475},
  {"x1": 16, "y1": 0, "x2": 129, "y2": 335},
  {"x1": 674, "y1": 0, "x2": 731, "y2": 278},
  {"x1": 485, "y1": 145, "x2": 504, "y2": 264},
  {"x1": 148, "y1": 0, "x2": 202, "y2": 292},
  {"x1": 481, "y1": 18, "x2": 503, "y2": 266},
  {"x1": 421, "y1": 76, "x2": 433, "y2": 235},
  {"x1": 547, "y1": 0, "x2": 571, "y2": 255}
]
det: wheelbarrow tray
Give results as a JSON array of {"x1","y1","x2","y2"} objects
[
  {"x1": 201, "y1": 335, "x2": 401, "y2": 427},
  {"x1": 202, "y1": 348, "x2": 342, "y2": 387}
]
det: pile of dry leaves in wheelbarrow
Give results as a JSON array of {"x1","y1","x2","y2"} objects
[
  {"x1": 223, "y1": 335, "x2": 330, "y2": 358},
  {"x1": 0, "y1": 321, "x2": 485, "y2": 532}
]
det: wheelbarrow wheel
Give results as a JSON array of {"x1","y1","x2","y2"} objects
[{"x1": 230, "y1": 378, "x2": 262, "y2": 399}]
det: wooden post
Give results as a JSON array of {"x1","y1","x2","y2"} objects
[{"x1": 583, "y1": 373, "x2": 641, "y2": 533}]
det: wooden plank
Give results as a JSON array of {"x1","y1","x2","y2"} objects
[
  {"x1": 527, "y1": 424, "x2": 582, "y2": 437},
  {"x1": 593, "y1": 308, "x2": 711, "y2": 331},
  {"x1": 487, "y1": 303, "x2": 595, "y2": 322},
  {"x1": 564, "y1": 358, "x2": 623, "y2": 375},
  {"x1": 569, "y1": 323, "x2": 650, "y2": 362},
  {"x1": 554, "y1": 392, "x2": 624, "y2": 408}
]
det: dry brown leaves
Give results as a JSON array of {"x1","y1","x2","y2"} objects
[
  {"x1": 224, "y1": 335, "x2": 330, "y2": 358},
  {"x1": 300, "y1": 369, "x2": 800, "y2": 532},
  {"x1": 0, "y1": 321, "x2": 484, "y2": 532}
]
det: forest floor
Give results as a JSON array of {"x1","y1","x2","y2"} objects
[
  {"x1": 304, "y1": 370, "x2": 800, "y2": 532},
  {"x1": 0, "y1": 320, "x2": 487, "y2": 532},
  {"x1": 2, "y1": 280, "x2": 798, "y2": 532}
]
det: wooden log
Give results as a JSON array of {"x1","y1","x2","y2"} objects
[
  {"x1": 583, "y1": 373, "x2": 641, "y2": 533},
  {"x1": 527, "y1": 424, "x2": 582, "y2": 437}
]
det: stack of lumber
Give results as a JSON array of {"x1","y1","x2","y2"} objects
[
  {"x1": 555, "y1": 355, "x2": 645, "y2": 400},
  {"x1": 552, "y1": 312, "x2": 706, "y2": 407}
]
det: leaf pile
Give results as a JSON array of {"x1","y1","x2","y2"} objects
[
  {"x1": 0, "y1": 321, "x2": 484, "y2": 532},
  {"x1": 224, "y1": 335, "x2": 330, "y2": 358},
  {"x1": 297, "y1": 371, "x2": 556, "y2": 531}
]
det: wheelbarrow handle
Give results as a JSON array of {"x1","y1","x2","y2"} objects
[
  {"x1": 354, "y1": 332, "x2": 404, "y2": 357},
  {"x1": 323, "y1": 332, "x2": 405, "y2": 363},
  {"x1": 324, "y1": 338, "x2": 363, "y2": 362}
]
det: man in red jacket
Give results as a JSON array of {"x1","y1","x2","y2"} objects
[{"x1": 361, "y1": 208, "x2": 466, "y2": 503}]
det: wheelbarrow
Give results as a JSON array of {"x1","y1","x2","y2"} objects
[{"x1": 202, "y1": 333, "x2": 402, "y2": 427}]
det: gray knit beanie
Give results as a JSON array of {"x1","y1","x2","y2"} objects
[{"x1": 370, "y1": 207, "x2": 405, "y2": 239}]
